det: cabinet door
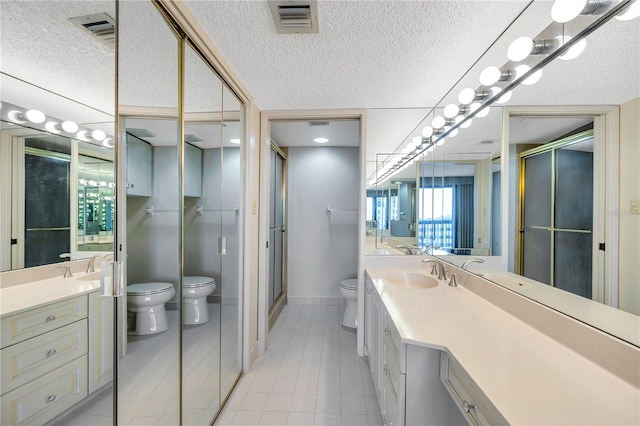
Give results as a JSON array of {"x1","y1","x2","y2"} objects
[
  {"x1": 88, "y1": 291, "x2": 113, "y2": 393},
  {"x1": 184, "y1": 143, "x2": 202, "y2": 198},
  {"x1": 126, "y1": 134, "x2": 152, "y2": 197},
  {"x1": 370, "y1": 285, "x2": 383, "y2": 401},
  {"x1": 364, "y1": 278, "x2": 373, "y2": 358}
]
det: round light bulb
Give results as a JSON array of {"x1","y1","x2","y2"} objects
[
  {"x1": 514, "y1": 65, "x2": 543, "y2": 85},
  {"x1": 498, "y1": 90, "x2": 512, "y2": 104},
  {"x1": 7, "y1": 110, "x2": 26, "y2": 124},
  {"x1": 616, "y1": 0, "x2": 640, "y2": 20},
  {"x1": 476, "y1": 106, "x2": 491, "y2": 118},
  {"x1": 460, "y1": 118, "x2": 472, "y2": 129},
  {"x1": 436, "y1": 138, "x2": 446, "y2": 146},
  {"x1": 555, "y1": 36, "x2": 587, "y2": 61},
  {"x1": 479, "y1": 66, "x2": 502, "y2": 86},
  {"x1": 422, "y1": 126, "x2": 433, "y2": 138},
  {"x1": 25, "y1": 109, "x2": 45, "y2": 124},
  {"x1": 448, "y1": 129, "x2": 459, "y2": 138},
  {"x1": 407, "y1": 141, "x2": 417, "y2": 152},
  {"x1": 45, "y1": 121, "x2": 61, "y2": 134},
  {"x1": 91, "y1": 129, "x2": 106, "y2": 141},
  {"x1": 458, "y1": 88, "x2": 476, "y2": 105},
  {"x1": 432, "y1": 116, "x2": 446, "y2": 129},
  {"x1": 508, "y1": 36, "x2": 534, "y2": 62},
  {"x1": 412, "y1": 136, "x2": 422, "y2": 146},
  {"x1": 62, "y1": 120, "x2": 78, "y2": 133},
  {"x1": 77, "y1": 130, "x2": 90, "y2": 141},
  {"x1": 443, "y1": 104, "x2": 459, "y2": 119},
  {"x1": 551, "y1": 0, "x2": 588, "y2": 23},
  {"x1": 102, "y1": 138, "x2": 114, "y2": 148}
]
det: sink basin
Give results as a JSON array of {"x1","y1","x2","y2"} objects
[
  {"x1": 77, "y1": 272, "x2": 101, "y2": 282},
  {"x1": 383, "y1": 272, "x2": 438, "y2": 289}
]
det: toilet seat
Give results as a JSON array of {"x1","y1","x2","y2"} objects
[
  {"x1": 128, "y1": 282, "x2": 174, "y2": 295},
  {"x1": 184, "y1": 276, "x2": 215, "y2": 288},
  {"x1": 339, "y1": 279, "x2": 358, "y2": 290}
]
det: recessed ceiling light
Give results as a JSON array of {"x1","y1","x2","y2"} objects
[
  {"x1": 314, "y1": 137, "x2": 329, "y2": 143},
  {"x1": 230, "y1": 138, "x2": 241, "y2": 144}
]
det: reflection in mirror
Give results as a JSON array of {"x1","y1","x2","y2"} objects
[
  {"x1": 183, "y1": 42, "x2": 224, "y2": 421},
  {"x1": 366, "y1": 1, "x2": 638, "y2": 348},
  {"x1": 1, "y1": 0, "x2": 116, "y2": 424},
  {"x1": 118, "y1": 0, "x2": 181, "y2": 423}
]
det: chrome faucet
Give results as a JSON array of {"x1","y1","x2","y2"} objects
[
  {"x1": 57, "y1": 265, "x2": 73, "y2": 278},
  {"x1": 421, "y1": 259, "x2": 448, "y2": 280},
  {"x1": 86, "y1": 254, "x2": 111, "y2": 273},
  {"x1": 461, "y1": 258, "x2": 485, "y2": 270},
  {"x1": 424, "y1": 245, "x2": 440, "y2": 255},
  {"x1": 396, "y1": 245, "x2": 414, "y2": 255}
]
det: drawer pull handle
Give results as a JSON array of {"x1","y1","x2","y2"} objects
[
  {"x1": 46, "y1": 315, "x2": 56, "y2": 322},
  {"x1": 47, "y1": 395, "x2": 56, "y2": 403},
  {"x1": 463, "y1": 400, "x2": 475, "y2": 413},
  {"x1": 383, "y1": 420, "x2": 392, "y2": 426},
  {"x1": 47, "y1": 349, "x2": 57, "y2": 357},
  {"x1": 383, "y1": 365, "x2": 390, "y2": 375},
  {"x1": 384, "y1": 328, "x2": 391, "y2": 336}
]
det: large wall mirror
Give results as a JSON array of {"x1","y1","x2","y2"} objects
[
  {"x1": 367, "y1": 2, "x2": 639, "y2": 347},
  {"x1": 1, "y1": 1, "x2": 116, "y2": 272}
]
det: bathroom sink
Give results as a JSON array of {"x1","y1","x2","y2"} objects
[
  {"x1": 383, "y1": 272, "x2": 438, "y2": 289},
  {"x1": 77, "y1": 272, "x2": 101, "y2": 282}
]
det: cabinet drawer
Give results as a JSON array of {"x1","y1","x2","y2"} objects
[
  {"x1": 383, "y1": 340, "x2": 403, "y2": 400},
  {"x1": 383, "y1": 373, "x2": 400, "y2": 426},
  {"x1": 1, "y1": 355, "x2": 88, "y2": 426},
  {"x1": 440, "y1": 352, "x2": 507, "y2": 426},
  {"x1": 383, "y1": 315, "x2": 405, "y2": 372},
  {"x1": 1, "y1": 295, "x2": 88, "y2": 348},
  {"x1": 1, "y1": 319, "x2": 88, "y2": 394}
]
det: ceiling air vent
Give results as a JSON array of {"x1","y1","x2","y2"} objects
[
  {"x1": 184, "y1": 135, "x2": 204, "y2": 144},
  {"x1": 127, "y1": 128, "x2": 156, "y2": 139},
  {"x1": 69, "y1": 12, "x2": 115, "y2": 49},
  {"x1": 477, "y1": 139, "x2": 497, "y2": 145},
  {"x1": 268, "y1": 1, "x2": 319, "y2": 34},
  {"x1": 308, "y1": 121, "x2": 329, "y2": 127}
]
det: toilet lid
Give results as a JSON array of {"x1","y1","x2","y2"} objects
[
  {"x1": 128, "y1": 282, "x2": 174, "y2": 295},
  {"x1": 184, "y1": 276, "x2": 215, "y2": 288},
  {"x1": 339, "y1": 279, "x2": 358, "y2": 290}
]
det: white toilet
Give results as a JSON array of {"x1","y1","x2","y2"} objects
[
  {"x1": 183, "y1": 276, "x2": 216, "y2": 325},
  {"x1": 127, "y1": 282, "x2": 176, "y2": 335},
  {"x1": 338, "y1": 278, "x2": 358, "y2": 328}
]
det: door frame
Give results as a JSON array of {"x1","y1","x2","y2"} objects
[
  {"x1": 258, "y1": 109, "x2": 367, "y2": 356},
  {"x1": 502, "y1": 105, "x2": 619, "y2": 307}
]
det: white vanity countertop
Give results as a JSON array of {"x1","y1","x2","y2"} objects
[
  {"x1": 0, "y1": 274, "x2": 100, "y2": 318},
  {"x1": 366, "y1": 266, "x2": 640, "y2": 425}
]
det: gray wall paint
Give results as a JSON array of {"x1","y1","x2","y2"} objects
[
  {"x1": 184, "y1": 147, "x2": 241, "y2": 301},
  {"x1": 287, "y1": 146, "x2": 359, "y2": 300},
  {"x1": 127, "y1": 146, "x2": 180, "y2": 291}
]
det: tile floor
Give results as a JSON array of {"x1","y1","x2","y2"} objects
[
  {"x1": 214, "y1": 304, "x2": 382, "y2": 426},
  {"x1": 55, "y1": 303, "x2": 241, "y2": 426}
]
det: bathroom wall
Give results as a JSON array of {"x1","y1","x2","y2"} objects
[
  {"x1": 618, "y1": 96, "x2": 640, "y2": 316},
  {"x1": 287, "y1": 146, "x2": 359, "y2": 303},
  {"x1": 184, "y1": 147, "x2": 241, "y2": 303},
  {"x1": 126, "y1": 146, "x2": 180, "y2": 291}
]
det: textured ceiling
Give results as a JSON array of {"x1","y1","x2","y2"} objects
[{"x1": 185, "y1": 0, "x2": 530, "y2": 110}]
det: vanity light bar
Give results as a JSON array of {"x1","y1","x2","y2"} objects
[
  {"x1": 0, "y1": 101, "x2": 114, "y2": 148},
  {"x1": 369, "y1": 0, "x2": 634, "y2": 188}
]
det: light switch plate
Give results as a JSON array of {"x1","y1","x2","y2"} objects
[{"x1": 631, "y1": 200, "x2": 640, "y2": 215}]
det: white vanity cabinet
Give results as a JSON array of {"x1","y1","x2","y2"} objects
[
  {"x1": 126, "y1": 134, "x2": 153, "y2": 197},
  {"x1": 0, "y1": 295, "x2": 89, "y2": 425},
  {"x1": 440, "y1": 353, "x2": 507, "y2": 425},
  {"x1": 365, "y1": 274, "x2": 465, "y2": 426},
  {"x1": 0, "y1": 290, "x2": 113, "y2": 425},
  {"x1": 89, "y1": 291, "x2": 113, "y2": 393}
]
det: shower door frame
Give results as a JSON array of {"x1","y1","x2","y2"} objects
[{"x1": 268, "y1": 141, "x2": 287, "y2": 330}]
